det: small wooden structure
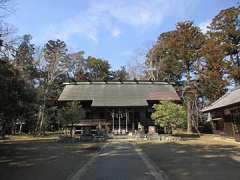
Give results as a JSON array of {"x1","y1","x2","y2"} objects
[
  {"x1": 66, "y1": 119, "x2": 110, "y2": 136},
  {"x1": 202, "y1": 86, "x2": 240, "y2": 141}
]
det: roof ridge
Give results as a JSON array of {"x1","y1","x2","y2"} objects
[{"x1": 63, "y1": 81, "x2": 170, "y2": 85}]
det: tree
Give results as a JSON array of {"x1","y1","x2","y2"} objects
[
  {"x1": 146, "y1": 21, "x2": 205, "y2": 133},
  {"x1": 112, "y1": 66, "x2": 129, "y2": 81},
  {"x1": 0, "y1": 60, "x2": 37, "y2": 137},
  {"x1": 127, "y1": 47, "x2": 148, "y2": 80},
  {"x1": 0, "y1": 0, "x2": 17, "y2": 59},
  {"x1": 37, "y1": 39, "x2": 70, "y2": 133},
  {"x1": 151, "y1": 101, "x2": 186, "y2": 134},
  {"x1": 146, "y1": 31, "x2": 182, "y2": 82},
  {"x1": 209, "y1": 7, "x2": 240, "y2": 85},
  {"x1": 57, "y1": 102, "x2": 85, "y2": 137},
  {"x1": 14, "y1": 34, "x2": 37, "y2": 85},
  {"x1": 0, "y1": 60, "x2": 19, "y2": 137},
  {"x1": 68, "y1": 51, "x2": 86, "y2": 80},
  {"x1": 85, "y1": 56, "x2": 111, "y2": 81},
  {"x1": 174, "y1": 21, "x2": 205, "y2": 133},
  {"x1": 199, "y1": 34, "x2": 228, "y2": 102}
]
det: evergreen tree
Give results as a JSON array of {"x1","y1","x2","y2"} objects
[
  {"x1": 146, "y1": 31, "x2": 182, "y2": 83},
  {"x1": 209, "y1": 7, "x2": 240, "y2": 85},
  {"x1": 199, "y1": 34, "x2": 228, "y2": 102}
]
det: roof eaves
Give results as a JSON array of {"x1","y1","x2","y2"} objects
[{"x1": 201, "y1": 86, "x2": 240, "y2": 113}]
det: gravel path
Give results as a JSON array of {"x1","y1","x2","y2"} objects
[{"x1": 70, "y1": 140, "x2": 164, "y2": 180}]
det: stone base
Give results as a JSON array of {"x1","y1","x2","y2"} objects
[
  {"x1": 159, "y1": 135, "x2": 181, "y2": 142},
  {"x1": 147, "y1": 133, "x2": 159, "y2": 140}
]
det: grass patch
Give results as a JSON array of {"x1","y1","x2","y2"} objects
[
  {"x1": 0, "y1": 134, "x2": 59, "y2": 143},
  {"x1": 172, "y1": 133, "x2": 201, "y2": 138}
]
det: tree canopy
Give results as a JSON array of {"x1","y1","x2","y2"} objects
[{"x1": 151, "y1": 101, "x2": 187, "y2": 133}]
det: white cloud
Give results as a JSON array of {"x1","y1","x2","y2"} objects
[
  {"x1": 88, "y1": 0, "x2": 180, "y2": 27},
  {"x1": 35, "y1": 14, "x2": 99, "y2": 44},
  {"x1": 35, "y1": 0, "x2": 196, "y2": 44},
  {"x1": 199, "y1": 20, "x2": 211, "y2": 34},
  {"x1": 111, "y1": 28, "x2": 121, "y2": 37}
]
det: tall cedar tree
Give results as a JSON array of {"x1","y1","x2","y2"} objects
[
  {"x1": 146, "y1": 21, "x2": 205, "y2": 133},
  {"x1": 13, "y1": 34, "x2": 38, "y2": 132},
  {"x1": 15, "y1": 34, "x2": 37, "y2": 85},
  {"x1": 209, "y1": 7, "x2": 240, "y2": 85},
  {"x1": 199, "y1": 34, "x2": 228, "y2": 102},
  {"x1": 146, "y1": 31, "x2": 182, "y2": 83},
  {"x1": 175, "y1": 21, "x2": 205, "y2": 133}
]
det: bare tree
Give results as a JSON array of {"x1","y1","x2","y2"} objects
[
  {"x1": 0, "y1": 0, "x2": 13, "y2": 19},
  {"x1": 36, "y1": 39, "x2": 71, "y2": 133},
  {"x1": 127, "y1": 47, "x2": 150, "y2": 80},
  {"x1": 0, "y1": 0, "x2": 17, "y2": 60}
]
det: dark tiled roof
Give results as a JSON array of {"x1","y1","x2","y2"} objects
[
  {"x1": 202, "y1": 86, "x2": 240, "y2": 112},
  {"x1": 58, "y1": 81, "x2": 180, "y2": 107}
]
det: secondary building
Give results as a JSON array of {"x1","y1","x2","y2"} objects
[
  {"x1": 58, "y1": 80, "x2": 180, "y2": 135},
  {"x1": 202, "y1": 86, "x2": 240, "y2": 141}
]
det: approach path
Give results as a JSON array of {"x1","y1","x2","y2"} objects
[{"x1": 69, "y1": 139, "x2": 165, "y2": 180}]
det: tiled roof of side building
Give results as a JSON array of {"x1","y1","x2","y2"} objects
[{"x1": 201, "y1": 86, "x2": 240, "y2": 112}]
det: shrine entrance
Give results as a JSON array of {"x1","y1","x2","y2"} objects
[{"x1": 110, "y1": 109, "x2": 142, "y2": 135}]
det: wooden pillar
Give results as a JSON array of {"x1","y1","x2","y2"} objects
[
  {"x1": 126, "y1": 112, "x2": 128, "y2": 133},
  {"x1": 112, "y1": 112, "x2": 115, "y2": 132},
  {"x1": 118, "y1": 111, "x2": 121, "y2": 134},
  {"x1": 132, "y1": 112, "x2": 135, "y2": 132},
  {"x1": 19, "y1": 122, "x2": 23, "y2": 134}
]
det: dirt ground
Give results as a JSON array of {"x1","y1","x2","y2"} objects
[
  {"x1": 139, "y1": 135, "x2": 240, "y2": 180},
  {"x1": 0, "y1": 134, "x2": 59, "y2": 143},
  {"x1": 0, "y1": 139, "x2": 102, "y2": 180}
]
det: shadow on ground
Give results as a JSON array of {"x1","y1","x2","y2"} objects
[
  {"x1": 140, "y1": 141, "x2": 240, "y2": 180},
  {"x1": 0, "y1": 140, "x2": 101, "y2": 180}
]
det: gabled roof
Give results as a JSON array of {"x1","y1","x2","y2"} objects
[
  {"x1": 202, "y1": 86, "x2": 240, "y2": 112},
  {"x1": 58, "y1": 81, "x2": 180, "y2": 107}
]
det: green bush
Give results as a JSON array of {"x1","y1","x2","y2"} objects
[{"x1": 151, "y1": 101, "x2": 187, "y2": 133}]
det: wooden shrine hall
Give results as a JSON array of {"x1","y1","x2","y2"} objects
[{"x1": 58, "y1": 80, "x2": 180, "y2": 134}]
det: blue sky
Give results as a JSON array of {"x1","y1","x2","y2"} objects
[{"x1": 7, "y1": 0, "x2": 237, "y2": 70}]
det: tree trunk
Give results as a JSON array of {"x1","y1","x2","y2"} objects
[
  {"x1": 39, "y1": 105, "x2": 45, "y2": 134},
  {"x1": 187, "y1": 100, "x2": 192, "y2": 133},
  {"x1": 186, "y1": 67, "x2": 193, "y2": 134},
  {"x1": 70, "y1": 122, "x2": 73, "y2": 138},
  {"x1": 236, "y1": 53, "x2": 240, "y2": 85},
  {"x1": 35, "y1": 105, "x2": 42, "y2": 133},
  {"x1": 169, "y1": 125, "x2": 173, "y2": 134},
  {"x1": 164, "y1": 126, "x2": 167, "y2": 134},
  {"x1": 38, "y1": 86, "x2": 49, "y2": 135},
  {"x1": 1, "y1": 122, "x2": 6, "y2": 138},
  {"x1": 236, "y1": 53, "x2": 240, "y2": 67},
  {"x1": 11, "y1": 120, "x2": 16, "y2": 135}
]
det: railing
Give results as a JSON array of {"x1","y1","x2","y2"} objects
[{"x1": 68, "y1": 119, "x2": 109, "y2": 126}]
